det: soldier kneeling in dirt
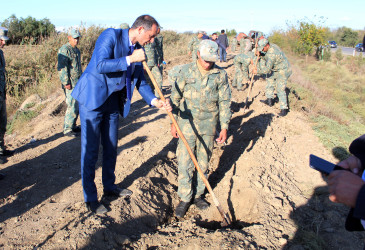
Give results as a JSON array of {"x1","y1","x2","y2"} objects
[{"x1": 169, "y1": 40, "x2": 231, "y2": 218}]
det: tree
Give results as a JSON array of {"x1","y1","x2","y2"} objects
[
  {"x1": 340, "y1": 27, "x2": 359, "y2": 47},
  {"x1": 1, "y1": 14, "x2": 55, "y2": 44},
  {"x1": 296, "y1": 20, "x2": 326, "y2": 57}
]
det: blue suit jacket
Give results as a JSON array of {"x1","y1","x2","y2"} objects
[{"x1": 71, "y1": 28, "x2": 156, "y2": 117}]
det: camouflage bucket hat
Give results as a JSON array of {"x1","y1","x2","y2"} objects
[
  {"x1": 0, "y1": 28, "x2": 9, "y2": 41},
  {"x1": 120, "y1": 23, "x2": 130, "y2": 29},
  {"x1": 68, "y1": 29, "x2": 81, "y2": 38},
  {"x1": 198, "y1": 40, "x2": 218, "y2": 62},
  {"x1": 257, "y1": 38, "x2": 269, "y2": 51}
]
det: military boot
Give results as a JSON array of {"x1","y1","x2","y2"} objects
[
  {"x1": 175, "y1": 201, "x2": 190, "y2": 218},
  {"x1": 278, "y1": 109, "x2": 288, "y2": 117},
  {"x1": 260, "y1": 98, "x2": 274, "y2": 107}
]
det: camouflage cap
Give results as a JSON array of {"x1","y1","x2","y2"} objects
[
  {"x1": 257, "y1": 38, "x2": 269, "y2": 51},
  {"x1": 198, "y1": 39, "x2": 218, "y2": 62},
  {"x1": 68, "y1": 29, "x2": 81, "y2": 38},
  {"x1": 120, "y1": 23, "x2": 130, "y2": 29},
  {"x1": 0, "y1": 28, "x2": 9, "y2": 41},
  {"x1": 197, "y1": 30, "x2": 204, "y2": 34}
]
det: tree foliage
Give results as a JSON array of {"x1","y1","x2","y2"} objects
[
  {"x1": 1, "y1": 14, "x2": 55, "y2": 44},
  {"x1": 296, "y1": 20, "x2": 326, "y2": 56},
  {"x1": 339, "y1": 27, "x2": 359, "y2": 47}
]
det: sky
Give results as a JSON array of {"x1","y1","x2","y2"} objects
[{"x1": 1, "y1": 0, "x2": 364, "y2": 35}]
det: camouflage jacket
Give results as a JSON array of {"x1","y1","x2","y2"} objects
[
  {"x1": 57, "y1": 43, "x2": 82, "y2": 87},
  {"x1": 239, "y1": 38, "x2": 253, "y2": 54},
  {"x1": 234, "y1": 52, "x2": 255, "y2": 82},
  {"x1": 0, "y1": 49, "x2": 6, "y2": 94},
  {"x1": 154, "y1": 35, "x2": 164, "y2": 65},
  {"x1": 170, "y1": 62, "x2": 231, "y2": 135},
  {"x1": 144, "y1": 42, "x2": 157, "y2": 68},
  {"x1": 257, "y1": 44, "x2": 290, "y2": 75},
  {"x1": 188, "y1": 36, "x2": 201, "y2": 54},
  {"x1": 230, "y1": 37, "x2": 237, "y2": 48}
]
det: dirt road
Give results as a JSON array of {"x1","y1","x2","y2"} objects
[{"x1": 0, "y1": 54, "x2": 363, "y2": 249}]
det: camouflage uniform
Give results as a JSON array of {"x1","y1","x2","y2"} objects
[
  {"x1": 187, "y1": 36, "x2": 201, "y2": 61},
  {"x1": 57, "y1": 42, "x2": 82, "y2": 134},
  {"x1": 232, "y1": 52, "x2": 255, "y2": 90},
  {"x1": 0, "y1": 49, "x2": 7, "y2": 153},
  {"x1": 154, "y1": 34, "x2": 164, "y2": 72},
  {"x1": 230, "y1": 37, "x2": 237, "y2": 52},
  {"x1": 257, "y1": 43, "x2": 292, "y2": 109},
  {"x1": 144, "y1": 39, "x2": 163, "y2": 97},
  {"x1": 239, "y1": 38, "x2": 252, "y2": 54},
  {"x1": 170, "y1": 62, "x2": 231, "y2": 202}
]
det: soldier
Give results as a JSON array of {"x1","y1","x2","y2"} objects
[
  {"x1": 254, "y1": 38, "x2": 292, "y2": 117},
  {"x1": 170, "y1": 40, "x2": 231, "y2": 218},
  {"x1": 187, "y1": 31, "x2": 204, "y2": 61},
  {"x1": 232, "y1": 51, "x2": 255, "y2": 91},
  {"x1": 0, "y1": 28, "x2": 14, "y2": 169},
  {"x1": 144, "y1": 27, "x2": 163, "y2": 97},
  {"x1": 57, "y1": 29, "x2": 83, "y2": 137},
  {"x1": 230, "y1": 35, "x2": 238, "y2": 53}
]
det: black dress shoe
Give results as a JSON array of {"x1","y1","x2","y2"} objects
[
  {"x1": 175, "y1": 201, "x2": 190, "y2": 218},
  {"x1": 193, "y1": 197, "x2": 209, "y2": 210},
  {"x1": 72, "y1": 126, "x2": 81, "y2": 133},
  {"x1": 260, "y1": 98, "x2": 274, "y2": 107},
  {"x1": 0, "y1": 149, "x2": 14, "y2": 157},
  {"x1": 278, "y1": 109, "x2": 288, "y2": 117},
  {"x1": 86, "y1": 201, "x2": 107, "y2": 214},
  {"x1": 64, "y1": 131, "x2": 77, "y2": 137},
  {"x1": 104, "y1": 187, "x2": 133, "y2": 198}
]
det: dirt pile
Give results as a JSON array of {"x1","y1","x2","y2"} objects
[{"x1": 0, "y1": 54, "x2": 364, "y2": 249}]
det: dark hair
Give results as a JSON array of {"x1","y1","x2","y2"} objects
[
  {"x1": 131, "y1": 15, "x2": 159, "y2": 30},
  {"x1": 221, "y1": 30, "x2": 225, "y2": 33},
  {"x1": 212, "y1": 33, "x2": 217, "y2": 36}
]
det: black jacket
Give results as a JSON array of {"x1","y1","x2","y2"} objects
[{"x1": 346, "y1": 134, "x2": 365, "y2": 231}]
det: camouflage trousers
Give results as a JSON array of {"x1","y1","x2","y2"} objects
[
  {"x1": 265, "y1": 69, "x2": 292, "y2": 109},
  {"x1": 176, "y1": 120, "x2": 214, "y2": 202},
  {"x1": 144, "y1": 66, "x2": 163, "y2": 98},
  {"x1": 0, "y1": 92, "x2": 7, "y2": 152},
  {"x1": 232, "y1": 69, "x2": 249, "y2": 90},
  {"x1": 63, "y1": 87, "x2": 79, "y2": 134}
]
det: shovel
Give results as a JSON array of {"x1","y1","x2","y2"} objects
[{"x1": 142, "y1": 61, "x2": 231, "y2": 227}]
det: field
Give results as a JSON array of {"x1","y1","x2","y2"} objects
[{"x1": 0, "y1": 34, "x2": 365, "y2": 249}]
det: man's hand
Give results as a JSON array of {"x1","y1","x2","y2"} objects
[
  {"x1": 151, "y1": 98, "x2": 172, "y2": 112},
  {"x1": 129, "y1": 49, "x2": 146, "y2": 63},
  {"x1": 252, "y1": 66, "x2": 258, "y2": 75},
  {"x1": 328, "y1": 170, "x2": 365, "y2": 207},
  {"x1": 337, "y1": 155, "x2": 363, "y2": 175},
  {"x1": 216, "y1": 129, "x2": 228, "y2": 144},
  {"x1": 171, "y1": 123, "x2": 179, "y2": 138},
  {"x1": 64, "y1": 84, "x2": 72, "y2": 90}
]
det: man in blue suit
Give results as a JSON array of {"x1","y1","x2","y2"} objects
[{"x1": 72, "y1": 15, "x2": 171, "y2": 214}]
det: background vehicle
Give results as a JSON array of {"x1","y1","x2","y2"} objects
[
  {"x1": 328, "y1": 40, "x2": 337, "y2": 48},
  {"x1": 355, "y1": 43, "x2": 364, "y2": 52}
]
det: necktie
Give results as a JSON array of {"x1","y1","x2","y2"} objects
[{"x1": 126, "y1": 46, "x2": 133, "y2": 100}]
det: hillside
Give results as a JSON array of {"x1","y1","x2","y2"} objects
[{"x1": 0, "y1": 52, "x2": 363, "y2": 249}]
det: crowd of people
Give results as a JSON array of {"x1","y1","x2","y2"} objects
[{"x1": 0, "y1": 14, "x2": 364, "y2": 240}]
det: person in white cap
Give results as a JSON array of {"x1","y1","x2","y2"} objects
[{"x1": 169, "y1": 39, "x2": 231, "y2": 218}]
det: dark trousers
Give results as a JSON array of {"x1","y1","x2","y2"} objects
[{"x1": 79, "y1": 91, "x2": 121, "y2": 202}]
